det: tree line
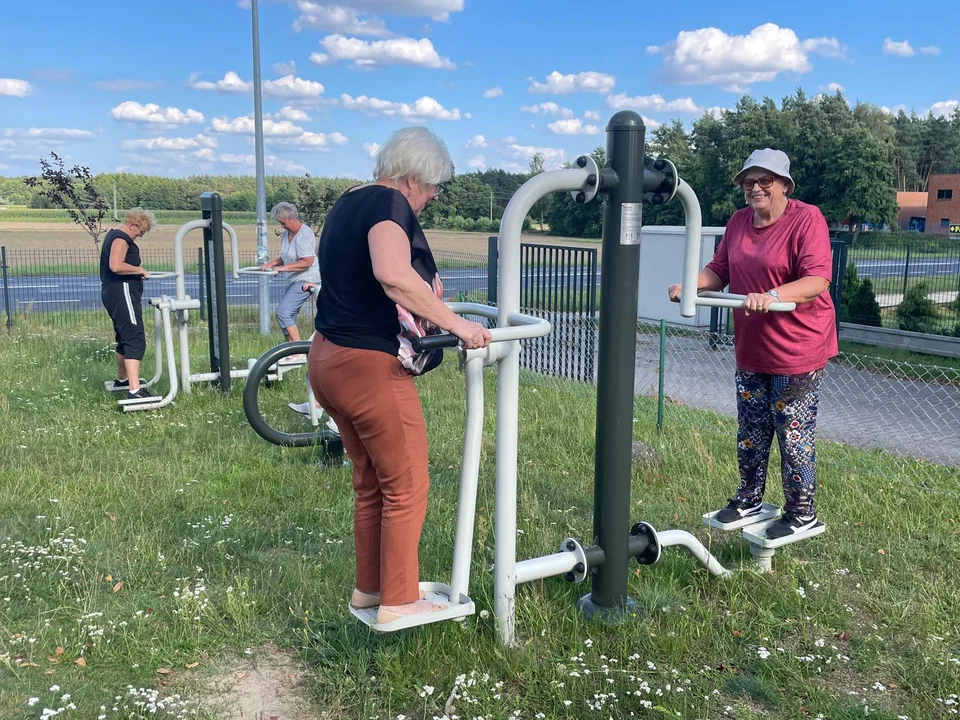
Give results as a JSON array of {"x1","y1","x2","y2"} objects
[{"x1": 3, "y1": 90, "x2": 958, "y2": 239}]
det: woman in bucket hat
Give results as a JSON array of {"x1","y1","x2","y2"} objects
[{"x1": 668, "y1": 148, "x2": 837, "y2": 539}]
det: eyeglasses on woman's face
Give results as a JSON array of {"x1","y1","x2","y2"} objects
[{"x1": 739, "y1": 175, "x2": 777, "y2": 191}]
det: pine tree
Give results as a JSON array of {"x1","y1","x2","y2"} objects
[
  {"x1": 847, "y1": 278, "x2": 883, "y2": 327},
  {"x1": 896, "y1": 283, "x2": 939, "y2": 333}
]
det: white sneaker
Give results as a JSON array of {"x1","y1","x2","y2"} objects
[
  {"x1": 326, "y1": 417, "x2": 340, "y2": 436},
  {"x1": 288, "y1": 402, "x2": 312, "y2": 417}
]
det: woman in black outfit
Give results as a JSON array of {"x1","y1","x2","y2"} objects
[{"x1": 99, "y1": 208, "x2": 155, "y2": 400}]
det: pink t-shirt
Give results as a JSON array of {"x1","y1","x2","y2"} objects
[{"x1": 705, "y1": 199, "x2": 838, "y2": 376}]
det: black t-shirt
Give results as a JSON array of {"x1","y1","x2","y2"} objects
[
  {"x1": 100, "y1": 229, "x2": 141, "y2": 285},
  {"x1": 314, "y1": 185, "x2": 439, "y2": 356}
]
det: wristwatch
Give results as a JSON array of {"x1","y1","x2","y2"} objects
[{"x1": 766, "y1": 290, "x2": 780, "y2": 301}]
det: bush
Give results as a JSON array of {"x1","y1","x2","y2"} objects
[
  {"x1": 896, "y1": 283, "x2": 940, "y2": 334},
  {"x1": 28, "y1": 193, "x2": 52, "y2": 209},
  {"x1": 839, "y1": 261, "x2": 860, "y2": 322},
  {"x1": 846, "y1": 278, "x2": 883, "y2": 327}
]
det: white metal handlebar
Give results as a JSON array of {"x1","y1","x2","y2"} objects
[
  {"x1": 445, "y1": 301, "x2": 552, "y2": 342},
  {"x1": 143, "y1": 271, "x2": 179, "y2": 280},
  {"x1": 237, "y1": 266, "x2": 278, "y2": 276},
  {"x1": 696, "y1": 291, "x2": 796, "y2": 312}
]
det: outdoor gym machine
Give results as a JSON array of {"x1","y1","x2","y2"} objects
[
  {"x1": 347, "y1": 112, "x2": 824, "y2": 644},
  {"x1": 117, "y1": 193, "x2": 293, "y2": 413}
]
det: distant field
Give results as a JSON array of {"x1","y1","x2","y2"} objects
[{"x1": 0, "y1": 220, "x2": 599, "y2": 257}]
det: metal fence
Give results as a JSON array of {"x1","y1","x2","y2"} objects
[{"x1": 2, "y1": 243, "x2": 959, "y2": 495}]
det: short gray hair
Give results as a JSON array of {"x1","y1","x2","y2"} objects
[
  {"x1": 125, "y1": 207, "x2": 155, "y2": 233},
  {"x1": 374, "y1": 126, "x2": 453, "y2": 187},
  {"x1": 271, "y1": 202, "x2": 299, "y2": 222}
]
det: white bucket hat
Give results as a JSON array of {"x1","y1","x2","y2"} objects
[{"x1": 733, "y1": 148, "x2": 795, "y2": 195}]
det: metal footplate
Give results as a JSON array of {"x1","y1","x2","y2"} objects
[
  {"x1": 348, "y1": 582, "x2": 475, "y2": 632},
  {"x1": 702, "y1": 502, "x2": 781, "y2": 531},
  {"x1": 741, "y1": 518, "x2": 827, "y2": 549}
]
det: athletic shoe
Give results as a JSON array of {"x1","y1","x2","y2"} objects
[
  {"x1": 125, "y1": 387, "x2": 155, "y2": 401},
  {"x1": 326, "y1": 417, "x2": 340, "y2": 436},
  {"x1": 714, "y1": 498, "x2": 764, "y2": 524},
  {"x1": 766, "y1": 511, "x2": 818, "y2": 539},
  {"x1": 288, "y1": 402, "x2": 313, "y2": 417}
]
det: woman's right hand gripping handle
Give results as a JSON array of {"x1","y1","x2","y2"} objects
[{"x1": 451, "y1": 317, "x2": 492, "y2": 350}]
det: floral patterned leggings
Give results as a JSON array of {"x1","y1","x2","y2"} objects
[{"x1": 734, "y1": 369, "x2": 824, "y2": 516}]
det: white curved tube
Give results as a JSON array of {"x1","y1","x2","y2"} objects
[
  {"x1": 495, "y1": 167, "x2": 591, "y2": 648},
  {"x1": 658, "y1": 530, "x2": 732, "y2": 578},
  {"x1": 173, "y1": 219, "x2": 209, "y2": 302},
  {"x1": 222, "y1": 222, "x2": 240, "y2": 279},
  {"x1": 697, "y1": 291, "x2": 796, "y2": 312},
  {"x1": 676, "y1": 180, "x2": 702, "y2": 319},
  {"x1": 144, "y1": 271, "x2": 179, "y2": 280},
  {"x1": 237, "y1": 267, "x2": 278, "y2": 276},
  {"x1": 122, "y1": 302, "x2": 180, "y2": 413},
  {"x1": 449, "y1": 357, "x2": 484, "y2": 603},
  {"x1": 514, "y1": 551, "x2": 579, "y2": 585}
]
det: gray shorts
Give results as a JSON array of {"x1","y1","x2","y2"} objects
[{"x1": 275, "y1": 282, "x2": 313, "y2": 333}]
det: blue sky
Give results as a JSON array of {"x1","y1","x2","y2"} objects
[{"x1": 0, "y1": 0, "x2": 956, "y2": 180}]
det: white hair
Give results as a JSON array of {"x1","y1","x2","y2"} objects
[
  {"x1": 271, "y1": 202, "x2": 299, "y2": 222},
  {"x1": 125, "y1": 207, "x2": 155, "y2": 233},
  {"x1": 373, "y1": 126, "x2": 453, "y2": 187}
]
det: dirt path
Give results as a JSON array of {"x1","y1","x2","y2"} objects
[{"x1": 0, "y1": 221, "x2": 601, "y2": 257}]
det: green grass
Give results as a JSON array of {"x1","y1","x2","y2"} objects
[{"x1": 0, "y1": 323, "x2": 958, "y2": 719}]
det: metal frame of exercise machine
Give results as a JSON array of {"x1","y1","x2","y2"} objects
[{"x1": 348, "y1": 111, "x2": 826, "y2": 646}]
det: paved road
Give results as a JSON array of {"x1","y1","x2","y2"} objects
[
  {"x1": 854, "y1": 256, "x2": 960, "y2": 281},
  {"x1": 522, "y1": 312, "x2": 960, "y2": 469},
  {"x1": 5, "y1": 266, "x2": 605, "y2": 312}
]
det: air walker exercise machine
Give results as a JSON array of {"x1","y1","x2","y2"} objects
[
  {"x1": 349, "y1": 112, "x2": 825, "y2": 646},
  {"x1": 112, "y1": 193, "x2": 296, "y2": 413}
]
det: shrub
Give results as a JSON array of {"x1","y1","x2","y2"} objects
[
  {"x1": 846, "y1": 278, "x2": 883, "y2": 327},
  {"x1": 896, "y1": 283, "x2": 939, "y2": 334},
  {"x1": 839, "y1": 261, "x2": 860, "y2": 322}
]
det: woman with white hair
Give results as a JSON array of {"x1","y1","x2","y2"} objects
[
  {"x1": 99, "y1": 207, "x2": 156, "y2": 401},
  {"x1": 668, "y1": 148, "x2": 837, "y2": 539},
  {"x1": 308, "y1": 126, "x2": 491, "y2": 626},
  {"x1": 260, "y1": 201, "x2": 319, "y2": 345}
]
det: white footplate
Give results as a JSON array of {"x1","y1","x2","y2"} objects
[
  {"x1": 117, "y1": 395, "x2": 163, "y2": 407},
  {"x1": 741, "y1": 518, "x2": 826, "y2": 549},
  {"x1": 702, "y1": 502, "x2": 781, "y2": 530},
  {"x1": 349, "y1": 582, "x2": 475, "y2": 632}
]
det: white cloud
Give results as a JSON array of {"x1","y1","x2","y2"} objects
[
  {"x1": 483, "y1": 87, "x2": 503, "y2": 99},
  {"x1": 122, "y1": 134, "x2": 218, "y2": 151},
  {"x1": 25, "y1": 128, "x2": 95, "y2": 139},
  {"x1": 880, "y1": 104, "x2": 907, "y2": 115},
  {"x1": 310, "y1": 34, "x2": 454, "y2": 70},
  {"x1": 527, "y1": 71, "x2": 616, "y2": 95},
  {"x1": 801, "y1": 37, "x2": 847, "y2": 59},
  {"x1": 210, "y1": 115, "x2": 304, "y2": 136},
  {"x1": 364, "y1": 141, "x2": 381, "y2": 156},
  {"x1": 194, "y1": 148, "x2": 217, "y2": 162},
  {"x1": 220, "y1": 153, "x2": 307, "y2": 173},
  {"x1": 33, "y1": 69, "x2": 75, "y2": 82},
  {"x1": 606, "y1": 93, "x2": 700, "y2": 113},
  {"x1": 520, "y1": 102, "x2": 574, "y2": 118},
  {"x1": 188, "y1": 71, "x2": 325, "y2": 98},
  {"x1": 547, "y1": 118, "x2": 600, "y2": 135},
  {"x1": 883, "y1": 38, "x2": 914, "y2": 57},
  {"x1": 704, "y1": 107, "x2": 726, "y2": 119},
  {"x1": 465, "y1": 134, "x2": 487, "y2": 149},
  {"x1": 275, "y1": 106, "x2": 311, "y2": 121},
  {"x1": 467, "y1": 155, "x2": 485, "y2": 169},
  {"x1": 306, "y1": 0, "x2": 464, "y2": 22},
  {"x1": 273, "y1": 60, "x2": 297, "y2": 75},
  {"x1": 110, "y1": 101, "x2": 204, "y2": 127},
  {"x1": 920, "y1": 46, "x2": 941, "y2": 56},
  {"x1": 642, "y1": 116, "x2": 661, "y2": 129},
  {"x1": 819, "y1": 82, "x2": 845, "y2": 93},
  {"x1": 929, "y1": 100, "x2": 959, "y2": 118},
  {"x1": 646, "y1": 45, "x2": 660, "y2": 55},
  {"x1": 93, "y1": 78, "x2": 162, "y2": 91},
  {"x1": 655, "y1": 23, "x2": 845, "y2": 92},
  {"x1": 0, "y1": 78, "x2": 32, "y2": 97},
  {"x1": 293, "y1": 2, "x2": 391, "y2": 36},
  {"x1": 502, "y1": 142, "x2": 565, "y2": 170},
  {"x1": 269, "y1": 130, "x2": 349, "y2": 150},
  {"x1": 338, "y1": 93, "x2": 461, "y2": 120},
  {"x1": 584, "y1": 110, "x2": 602, "y2": 121}
]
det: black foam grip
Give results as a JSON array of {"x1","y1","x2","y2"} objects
[{"x1": 410, "y1": 334, "x2": 460, "y2": 353}]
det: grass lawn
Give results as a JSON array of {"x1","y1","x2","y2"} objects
[{"x1": 0, "y1": 324, "x2": 958, "y2": 720}]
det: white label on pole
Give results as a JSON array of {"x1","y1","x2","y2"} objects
[{"x1": 620, "y1": 203, "x2": 642, "y2": 245}]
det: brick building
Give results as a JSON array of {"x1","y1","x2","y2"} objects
[
  {"x1": 896, "y1": 191, "x2": 927, "y2": 232},
  {"x1": 926, "y1": 173, "x2": 960, "y2": 236}
]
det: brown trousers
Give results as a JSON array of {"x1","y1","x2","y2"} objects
[{"x1": 308, "y1": 333, "x2": 430, "y2": 606}]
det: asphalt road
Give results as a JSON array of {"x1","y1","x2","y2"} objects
[{"x1": 854, "y1": 256, "x2": 960, "y2": 280}]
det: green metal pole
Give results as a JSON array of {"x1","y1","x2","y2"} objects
[
  {"x1": 578, "y1": 111, "x2": 646, "y2": 620},
  {"x1": 657, "y1": 319, "x2": 666, "y2": 433}
]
